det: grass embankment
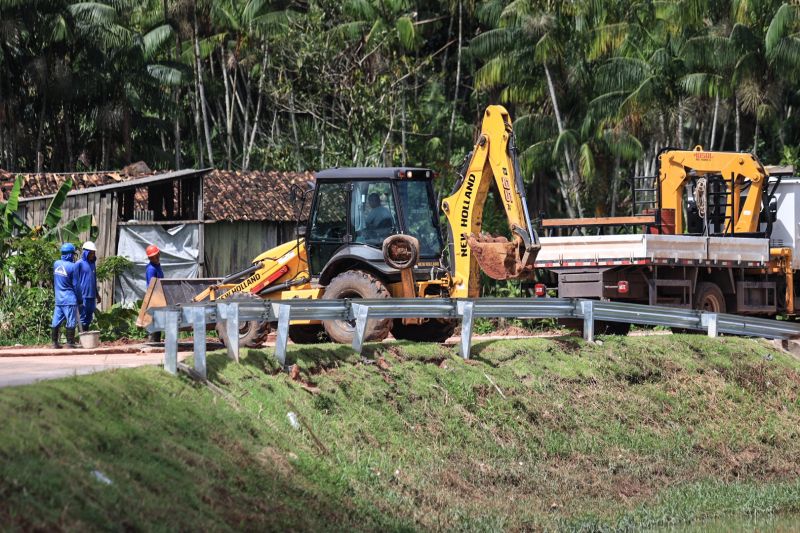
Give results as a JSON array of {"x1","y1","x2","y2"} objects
[{"x1": 2, "y1": 335, "x2": 800, "y2": 530}]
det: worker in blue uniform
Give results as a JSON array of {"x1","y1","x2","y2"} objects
[
  {"x1": 76, "y1": 241, "x2": 100, "y2": 331},
  {"x1": 145, "y1": 244, "x2": 164, "y2": 343},
  {"x1": 52, "y1": 242, "x2": 82, "y2": 349}
]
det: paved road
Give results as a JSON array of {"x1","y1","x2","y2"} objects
[{"x1": 0, "y1": 352, "x2": 189, "y2": 388}]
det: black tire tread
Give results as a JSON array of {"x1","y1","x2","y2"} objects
[{"x1": 322, "y1": 270, "x2": 392, "y2": 344}]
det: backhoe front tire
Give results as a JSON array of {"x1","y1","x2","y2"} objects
[
  {"x1": 392, "y1": 319, "x2": 457, "y2": 342},
  {"x1": 215, "y1": 319, "x2": 271, "y2": 348},
  {"x1": 215, "y1": 293, "x2": 271, "y2": 348},
  {"x1": 322, "y1": 270, "x2": 391, "y2": 344}
]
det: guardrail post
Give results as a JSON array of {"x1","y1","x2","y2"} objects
[
  {"x1": 351, "y1": 303, "x2": 370, "y2": 354},
  {"x1": 581, "y1": 300, "x2": 594, "y2": 342},
  {"x1": 190, "y1": 306, "x2": 207, "y2": 379},
  {"x1": 272, "y1": 303, "x2": 292, "y2": 367},
  {"x1": 456, "y1": 300, "x2": 474, "y2": 359},
  {"x1": 216, "y1": 302, "x2": 240, "y2": 363},
  {"x1": 702, "y1": 313, "x2": 718, "y2": 338},
  {"x1": 164, "y1": 309, "x2": 180, "y2": 375}
]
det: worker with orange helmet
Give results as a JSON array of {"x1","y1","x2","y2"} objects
[
  {"x1": 145, "y1": 244, "x2": 164, "y2": 343},
  {"x1": 145, "y1": 244, "x2": 163, "y2": 288}
]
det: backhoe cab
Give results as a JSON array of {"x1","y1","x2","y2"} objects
[{"x1": 306, "y1": 168, "x2": 446, "y2": 286}]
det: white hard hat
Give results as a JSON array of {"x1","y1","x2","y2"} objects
[{"x1": 82, "y1": 241, "x2": 97, "y2": 251}]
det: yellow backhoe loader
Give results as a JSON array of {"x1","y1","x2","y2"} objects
[{"x1": 138, "y1": 105, "x2": 540, "y2": 346}]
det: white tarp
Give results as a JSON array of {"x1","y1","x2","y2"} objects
[{"x1": 115, "y1": 224, "x2": 201, "y2": 306}]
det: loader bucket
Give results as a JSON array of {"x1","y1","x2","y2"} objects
[
  {"x1": 468, "y1": 233, "x2": 538, "y2": 280},
  {"x1": 136, "y1": 277, "x2": 221, "y2": 328}
]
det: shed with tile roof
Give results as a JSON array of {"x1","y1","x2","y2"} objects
[{"x1": 2, "y1": 166, "x2": 311, "y2": 308}]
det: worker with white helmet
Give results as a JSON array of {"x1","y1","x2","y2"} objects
[{"x1": 76, "y1": 241, "x2": 100, "y2": 331}]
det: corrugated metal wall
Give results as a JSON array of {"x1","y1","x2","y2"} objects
[
  {"x1": 204, "y1": 221, "x2": 297, "y2": 277},
  {"x1": 18, "y1": 192, "x2": 117, "y2": 310}
]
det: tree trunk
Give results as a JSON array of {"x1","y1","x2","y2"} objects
[
  {"x1": 35, "y1": 94, "x2": 47, "y2": 173},
  {"x1": 193, "y1": 1, "x2": 214, "y2": 167},
  {"x1": 719, "y1": 108, "x2": 730, "y2": 151},
  {"x1": 734, "y1": 96, "x2": 741, "y2": 151},
  {"x1": 753, "y1": 117, "x2": 759, "y2": 156},
  {"x1": 709, "y1": 93, "x2": 719, "y2": 150},
  {"x1": 288, "y1": 89, "x2": 302, "y2": 172},
  {"x1": 191, "y1": 75, "x2": 204, "y2": 167},
  {"x1": 221, "y1": 47, "x2": 233, "y2": 170},
  {"x1": 64, "y1": 106, "x2": 73, "y2": 171},
  {"x1": 244, "y1": 44, "x2": 268, "y2": 171},
  {"x1": 401, "y1": 88, "x2": 407, "y2": 165},
  {"x1": 610, "y1": 152, "x2": 621, "y2": 217},
  {"x1": 447, "y1": 0, "x2": 462, "y2": 157},
  {"x1": 544, "y1": 63, "x2": 583, "y2": 217},
  {"x1": 101, "y1": 131, "x2": 109, "y2": 170}
]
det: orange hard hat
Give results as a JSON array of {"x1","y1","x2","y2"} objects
[{"x1": 146, "y1": 244, "x2": 160, "y2": 257}]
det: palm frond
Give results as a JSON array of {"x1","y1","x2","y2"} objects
[
  {"x1": 396, "y1": 16, "x2": 415, "y2": 50},
  {"x1": 142, "y1": 23, "x2": 173, "y2": 59}
]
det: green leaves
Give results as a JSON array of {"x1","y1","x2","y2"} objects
[
  {"x1": 396, "y1": 16, "x2": 415, "y2": 50},
  {"x1": 43, "y1": 178, "x2": 74, "y2": 230},
  {"x1": 142, "y1": 23, "x2": 173, "y2": 59},
  {"x1": 44, "y1": 214, "x2": 97, "y2": 244}
]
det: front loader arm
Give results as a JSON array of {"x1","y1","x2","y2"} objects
[
  {"x1": 196, "y1": 239, "x2": 310, "y2": 302},
  {"x1": 441, "y1": 105, "x2": 540, "y2": 298}
]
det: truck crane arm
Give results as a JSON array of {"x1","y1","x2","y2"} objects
[
  {"x1": 658, "y1": 147, "x2": 769, "y2": 235},
  {"x1": 441, "y1": 105, "x2": 540, "y2": 298}
]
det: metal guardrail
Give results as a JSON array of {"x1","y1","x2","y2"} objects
[{"x1": 148, "y1": 297, "x2": 800, "y2": 379}]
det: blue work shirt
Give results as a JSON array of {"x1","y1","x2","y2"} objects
[
  {"x1": 75, "y1": 250, "x2": 97, "y2": 299},
  {"x1": 53, "y1": 252, "x2": 81, "y2": 306},
  {"x1": 145, "y1": 262, "x2": 164, "y2": 287}
]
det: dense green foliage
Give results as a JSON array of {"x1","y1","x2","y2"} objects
[
  {"x1": 1, "y1": 0, "x2": 799, "y2": 218},
  {"x1": 2, "y1": 335, "x2": 800, "y2": 529}
]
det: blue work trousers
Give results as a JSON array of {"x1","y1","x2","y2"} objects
[
  {"x1": 52, "y1": 305, "x2": 78, "y2": 329},
  {"x1": 80, "y1": 298, "x2": 96, "y2": 329}
]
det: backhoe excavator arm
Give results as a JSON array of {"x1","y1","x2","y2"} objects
[
  {"x1": 441, "y1": 105, "x2": 540, "y2": 298},
  {"x1": 658, "y1": 147, "x2": 768, "y2": 235}
]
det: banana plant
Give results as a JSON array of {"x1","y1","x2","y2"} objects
[{"x1": 1, "y1": 175, "x2": 98, "y2": 247}]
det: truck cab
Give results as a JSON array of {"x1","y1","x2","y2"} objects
[{"x1": 305, "y1": 167, "x2": 445, "y2": 285}]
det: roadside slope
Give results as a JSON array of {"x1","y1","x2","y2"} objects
[{"x1": 2, "y1": 335, "x2": 800, "y2": 530}]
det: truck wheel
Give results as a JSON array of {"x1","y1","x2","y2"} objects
[
  {"x1": 215, "y1": 319, "x2": 271, "y2": 348},
  {"x1": 695, "y1": 281, "x2": 726, "y2": 313},
  {"x1": 322, "y1": 270, "x2": 391, "y2": 344},
  {"x1": 392, "y1": 319, "x2": 457, "y2": 342},
  {"x1": 289, "y1": 324, "x2": 328, "y2": 344}
]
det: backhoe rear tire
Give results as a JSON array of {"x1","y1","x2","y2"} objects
[
  {"x1": 215, "y1": 293, "x2": 271, "y2": 348},
  {"x1": 289, "y1": 324, "x2": 329, "y2": 344},
  {"x1": 392, "y1": 319, "x2": 457, "y2": 343},
  {"x1": 322, "y1": 270, "x2": 391, "y2": 344}
]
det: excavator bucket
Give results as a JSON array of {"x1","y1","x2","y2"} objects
[
  {"x1": 136, "y1": 277, "x2": 221, "y2": 328},
  {"x1": 468, "y1": 233, "x2": 538, "y2": 281}
]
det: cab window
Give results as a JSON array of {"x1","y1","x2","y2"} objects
[
  {"x1": 396, "y1": 180, "x2": 443, "y2": 257},
  {"x1": 351, "y1": 181, "x2": 399, "y2": 246},
  {"x1": 309, "y1": 183, "x2": 348, "y2": 241}
]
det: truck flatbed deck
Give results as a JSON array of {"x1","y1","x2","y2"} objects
[{"x1": 535, "y1": 234, "x2": 770, "y2": 269}]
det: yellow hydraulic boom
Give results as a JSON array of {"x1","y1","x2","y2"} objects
[{"x1": 441, "y1": 105, "x2": 540, "y2": 297}]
